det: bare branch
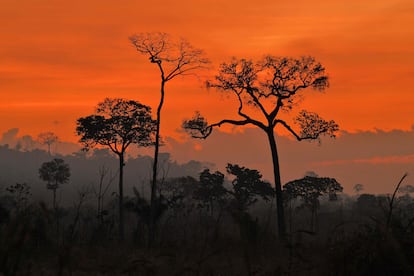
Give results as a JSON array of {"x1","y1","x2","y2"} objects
[
  {"x1": 130, "y1": 33, "x2": 209, "y2": 82},
  {"x1": 275, "y1": 119, "x2": 302, "y2": 141}
]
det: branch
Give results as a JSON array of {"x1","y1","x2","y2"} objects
[
  {"x1": 276, "y1": 111, "x2": 339, "y2": 142},
  {"x1": 268, "y1": 98, "x2": 283, "y2": 122},
  {"x1": 295, "y1": 110, "x2": 339, "y2": 141},
  {"x1": 275, "y1": 119, "x2": 302, "y2": 141},
  {"x1": 106, "y1": 141, "x2": 119, "y2": 155},
  {"x1": 387, "y1": 173, "x2": 408, "y2": 228},
  {"x1": 130, "y1": 33, "x2": 209, "y2": 82},
  {"x1": 182, "y1": 112, "x2": 254, "y2": 139},
  {"x1": 245, "y1": 86, "x2": 269, "y2": 118}
]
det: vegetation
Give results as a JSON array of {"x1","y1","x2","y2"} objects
[
  {"x1": 1, "y1": 149, "x2": 414, "y2": 275},
  {"x1": 1, "y1": 33, "x2": 410, "y2": 275},
  {"x1": 130, "y1": 32, "x2": 209, "y2": 245},
  {"x1": 183, "y1": 56, "x2": 339, "y2": 238},
  {"x1": 76, "y1": 98, "x2": 157, "y2": 241},
  {"x1": 38, "y1": 158, "x2": 71, "y2": 210},
  {"x1": 37, "y1": 132, "x2": 58, "y2": 156},
  {"x1": 284, "y1": 175, "x2": 343, "y2": 231}
]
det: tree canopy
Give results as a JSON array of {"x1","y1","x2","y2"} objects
[
  {"x1": 183, "y1": 55, "x2": 339, "y2": 238},
  {"x1": 39, "y1": 158, "x2": 71, "y2": 209},
  {"x1": 183, "y1": 56, "x2": 338, "y2": 141},
  {"x1": 76, "y1": 98, "x2": 156, "y2": 154},
  {"x1": 284, "y1": 176, "x2": 343, "y2": 206}
]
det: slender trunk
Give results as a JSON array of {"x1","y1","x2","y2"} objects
[
  {"x1": 149, "y1": 79, "x2": 165, "y2": 246},
  {"x1": 119, "y1": 153, "x2": 125, "y2": 241},
  {"x1": 53, "y1": 183, "x2": 59, "y2": 237},
  {"x1": 98, "y1": 172, "x2": 103, "y2": 224},
  {"x1": 53, "y1": 188, "x2": 57, "y2": 210},
  {"x1": 266, "y1": 129, "x2": 286, "y2": 239}
]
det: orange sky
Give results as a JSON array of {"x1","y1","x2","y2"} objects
[{"x1": 1, "y1": 0, "x2": 414, "y2": 142}]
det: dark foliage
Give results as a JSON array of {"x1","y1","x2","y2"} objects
[
  {"x1": 76, "y1": 98, "x2": 156, "y2": 241},
  {"x1": 38, "y1": 158, "x2": 71, "y2": 209}
]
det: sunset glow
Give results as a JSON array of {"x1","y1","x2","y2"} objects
[{"x1": 0, "y1": 0, "x2": 413, "y2": 143}]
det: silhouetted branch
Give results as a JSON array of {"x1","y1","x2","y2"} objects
[
  {"x1": 182, "y1": 111, "x2": 264, "y2": 139},
  {"x1": 129, "y1": 33, "x2": 209, "y2": 82},
  {"x1": 387, "y1": 173, "x2": 408, "y2": 228},
  {"x1": 275, "y1": 120, "x2": 302, "y2": 140},
  {"x1": 294, "y1": 110, "x2": 339, "y2": 141}
]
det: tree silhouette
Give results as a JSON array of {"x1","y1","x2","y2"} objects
[
  {"x1": 129, "y1": 32, "x2": 209, "y2": 244},
  {"x1": 183, "y1": 56, "x2": 339, "y2": 238},
  {"x1": 38, "y1": 158, "x2": 71, "y2": 209},
  {"x1": 76, "y1": 98, "x2": 156, "y2": 241},
  {"x1": 222, "y1": 164, "x2": 275, "y2": 274},
  {"x1": 5, "y1": 182, "x2": 31, "y2": 212},
  {"x1": 193, "y1": 169, "x2": 228, "y2": 216},
  {"x1": 226, "y1": 164, "x2": 274, "y2": 212},
  {"x1": 37, "y1": 132, "x2": 58, "y2": 156},
  {"x1": 283, "y1": 175, "x2": 343, "y2": 231},
  {"x1": 353, "y1": 183, "x2": 364, "y2": 195}
]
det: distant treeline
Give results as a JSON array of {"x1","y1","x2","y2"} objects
[{"x1": 0, "y1": 144, "x2": 212, "y2": 206}]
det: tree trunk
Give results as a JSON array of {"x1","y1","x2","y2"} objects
[
  {"x1": 149, "y1": 79, "x2": 166, "y2": 246},
  {"x1": 118, "y1": 153, "x2": 125, "y2": 241},
  {"x1": 53, "y1": 188, "x2": 57, "y2": 210},
  {"x1": 266, "y1": 129, "x2": 286, "y2": 239}
]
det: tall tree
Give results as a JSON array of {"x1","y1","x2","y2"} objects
[
  {"x1": 39, "y1": 158, "x2": 71, "y2": 209},
  {"x1": 76, "y1": 98, "x2": 156, "y2": 240},
  {"x1": 37, "y1": 132, "x2": 58, "y2": 156},
  {"x1": 129, "y1": 32, "x2": 209, "y2": 244},
  {"x1": 183, "y1": 56, "x2": 339, "y2": 238}
]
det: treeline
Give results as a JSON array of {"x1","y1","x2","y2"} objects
[
  {"x1": 0, "y1": 144, "x2": 210, "y2": 206},
  {"x1": 1, "y1": 156, "x2": 414, "y2": 275}
]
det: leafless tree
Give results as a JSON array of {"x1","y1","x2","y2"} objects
[
  {"x1": 129, "y1": 32, "x2": 209, "y2": 244},
  {"x1": 38, "y1": 132, "x2": 58, "y2": 156},
  {"x1": 93, "y1": 165, "x2": 117, "y2": 225}
]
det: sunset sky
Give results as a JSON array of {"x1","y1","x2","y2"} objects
[{"x1": 1, "y1": 0, "x2": 414, "y2": 193}]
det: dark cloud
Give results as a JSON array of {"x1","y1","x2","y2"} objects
[
  {"x1": 3, "y1": 124, "x2": 414, "y2": 195},
  {"x1": 166, "y1": 127, "x2": 414, "y2": 194}
]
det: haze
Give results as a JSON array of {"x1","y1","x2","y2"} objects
[{"x1": 1, "y1": 0, "x2": 414, "y2": 193}]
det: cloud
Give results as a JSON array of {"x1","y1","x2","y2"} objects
[
  {"x1": 1, "y1": 0, "x2": 413, "y2": 195},
  {"x1": 165, "y1": 127, "x2": 414, "y2": 194},
  {"x1": 2, "y1": 125, "x2": 414, "y2": 194},
  {"x1": 314, "y1": 154, "x2": 414, "y2": 166},
  {"x1": 0, "y1": 128, "x2": 19, "y2": 145}
]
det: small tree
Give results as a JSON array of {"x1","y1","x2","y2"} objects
[
  {"x1": 194, "y1": 169, "x2": 228, "y2": 216},
  {"x1": 353, "y1": 183, "x2": 364, "y2": 195},
  {"x1": 183, "y1": 56, "x2": 339, "y2": 238},
  {"x1": 283, "y1": 175, "x2": 343, "y2": 231},
  {"x1": 39, "y1": 158, "x2": 71, "y2": 209},
  {"x1": 76, "y1": 98, "x2": 156, "y2": 240},
  {"x1": 191, "y1": 163, "x2": 273, "y2": 266},
  {"x1": 5, "y1": 182, "x2": 31, "y2": 212},
  {"x1": 130, "y1": 32, "x2": 209, "y2": 244},
  {"x1": 93, "y1": 165, "x2": 117, "y2": 225},
  {"x1": 226, "y1": 164, "x2": 274, "y2": 212},
  {"x1": 226, "y1": 164, "x2": 274, "y2": 274},
  {"x1": 38, "y1": 132, "x2": 58, "y2": 156}
]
